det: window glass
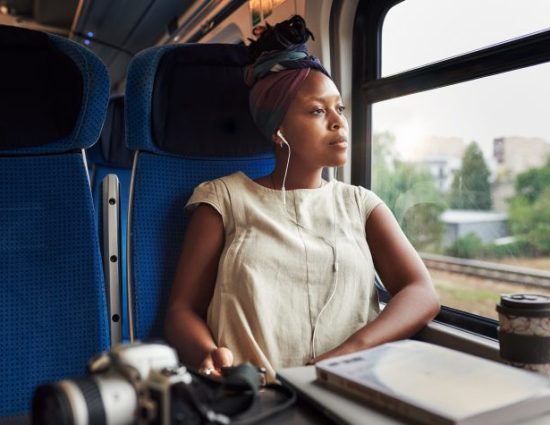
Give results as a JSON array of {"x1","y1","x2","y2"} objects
[
  {"x1": 382, "y1": 0, "x2": 550, "y2": 77},
  {"x1": 371, "y1": 64, "x2": 550, "y2": 318}
]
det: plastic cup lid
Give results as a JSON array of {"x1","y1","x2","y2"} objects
[
  {"x1": 497, "y1": 293, "x2": 550, "y2": 316},
  {"x1": 500, "y1": 293, "x2": 550, "y2": 308}
]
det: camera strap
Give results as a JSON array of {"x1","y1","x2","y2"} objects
[
  {"x1": 177, "y1": 363, "x2": 296, "y2": 424},
  {"x1": 231, "y1": 382, "x2": 297, "y2": 425}
]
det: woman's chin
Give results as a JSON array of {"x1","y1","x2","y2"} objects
[{"x1": 326, "y1": 156, "x2": 347, "y2": 168}]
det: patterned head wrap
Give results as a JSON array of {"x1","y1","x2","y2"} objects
[{"x1": 245, "y1": 17, "x2": 331, "y2": 140}]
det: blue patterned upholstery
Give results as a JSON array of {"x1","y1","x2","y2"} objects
[
  {"x1": 0, "y1": 25, "x2": 110, "y2": 416},
  {"x1": 126, "y1": 43, "x2": 275, "y2": 340},
  {"x1": 87, "y1": 95, "x2": 133, "y2": 342}
]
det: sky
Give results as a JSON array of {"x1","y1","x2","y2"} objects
[{"x1": 373, "y1": 0, "x2": 550, "y2": 160}]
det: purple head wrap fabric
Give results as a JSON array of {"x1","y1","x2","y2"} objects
[{"x1": 246, "y1": 44, "x2": 331, "y2": 140}]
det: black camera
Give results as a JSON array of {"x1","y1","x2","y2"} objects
[{"x1": 32, "y1": 342, "x2": 231, "y2": 425}]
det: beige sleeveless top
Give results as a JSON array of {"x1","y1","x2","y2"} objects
[{"x1": 186, "y1": 171, "x2": 383, "y2": 380}]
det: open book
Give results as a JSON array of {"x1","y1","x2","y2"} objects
[{"x1": 315, "y1": 340, "x2": 550, "y2": 425}]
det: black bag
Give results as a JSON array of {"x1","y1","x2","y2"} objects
[{"x1": 169, "y1": 363, "x2": 296, "y2": 424}]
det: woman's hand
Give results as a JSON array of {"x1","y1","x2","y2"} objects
[{"x1": 199, "y1": 346, "x2": 234, "y2": 377}]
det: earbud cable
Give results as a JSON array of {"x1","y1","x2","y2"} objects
[
  {"x1": 281, "y1": 141, "x2": 290, "y2": 208},
  {"x1": 276, "y1": 134, "x2": 339, "y2": 359}
]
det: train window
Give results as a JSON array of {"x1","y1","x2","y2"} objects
[
  {"x1": 354, "y1": 0, "x2": 550, "y2": 323},
  {"x1": 382, "y1": 0, "x2": 550, "y2": 77},
  {"x1": 371, "y1": 63, "x2": 550, "y2": 319}
]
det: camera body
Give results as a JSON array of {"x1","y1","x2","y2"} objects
[{"x1": 33, "y1": 342, "x2": 193, "y2": 425}]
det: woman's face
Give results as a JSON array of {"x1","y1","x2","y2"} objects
[{"x1": 277, "y1": 71, "x2": 348, "y2": 169}]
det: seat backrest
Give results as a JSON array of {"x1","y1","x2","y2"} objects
[
  {"x1": 87, "y1": 94, "x2": 133, "y2": 343},
  {"x1": 126, "y1": 43, "x2": 274, "y2": 341},
  {"x1": 0, "y1": 25, "x2": 110, "y2": 416}
]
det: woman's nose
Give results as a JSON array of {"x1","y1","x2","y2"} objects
[{"x1": 330, "y1": 112, "x2": 346, "y2": 130}]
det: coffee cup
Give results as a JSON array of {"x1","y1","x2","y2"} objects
[{"x1": 496, "y1": 293, "x2": 550, "y2": 376}]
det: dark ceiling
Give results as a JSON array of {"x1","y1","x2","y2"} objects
[
  {"x1": 2, "y1": 0, "x2": 195, "y2": 92},
  {"x1": 2, "y1": 0, "x2": 78, "y2": 29}
]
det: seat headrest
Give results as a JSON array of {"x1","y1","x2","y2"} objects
[
  {"x1": 87, "y1": 95, "x2": 133, "y2": 168},
  {"x1": 0, "y1": 25, "x2": 109, "y2": 154},
  {"x1": 126, "y1": 43, "x2": 272, "y2": 157}
]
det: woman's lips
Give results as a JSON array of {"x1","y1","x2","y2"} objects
[{"x1": 329, "y1": 138, "x2": 348, "y2": 147}]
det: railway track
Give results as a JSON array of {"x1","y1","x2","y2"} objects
[{"x1": 420, "y1": 253, "x2": 550, "y2": 290}]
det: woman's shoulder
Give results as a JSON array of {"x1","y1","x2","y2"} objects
[
  {"x1": 194, "y1": 171, "x2": 244, "y2": 190},
  {"x1": 332, "y1": 180, "x2": 379, "y2": 197},
  {"x1": 219, "y1": 171, "x2": 246, "y2": 183},
  {"x1": 186, "y1": 172, "x2": 247, "y2": 217},
  {"x1": 192, "y1": 172, "x2": 270, "y2": 202},
  {"x1": 332, "y1": 181, "x2": 384, "y2": 214}
]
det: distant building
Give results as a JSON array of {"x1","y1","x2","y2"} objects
[
  {"x1": 406, "y1": 136, "x2": 466, "y2": 192},
  {"x1": 440, "y1": 210, "x2": 508, "y2": 246},
  {"x1": 492, "y1": 137, "x2": 550, "y2": 211},
  {"x1": 493, "y1": 137, "x2": 550, "y2": 180},
  {"x1": 413, "y1": 155, "x2": 461, "y2": 191}
]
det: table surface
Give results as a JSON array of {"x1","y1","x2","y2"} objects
[{"x1": 5, "y1": 365, "x2": 550, "y2": 425}]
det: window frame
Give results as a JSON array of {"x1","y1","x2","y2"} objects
[{"x1": 354, "y1": 0, "x2": 550, "y2": 337}]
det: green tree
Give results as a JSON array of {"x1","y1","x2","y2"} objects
[
  {"x1": 449, "y1": 141, "x2": 492, "y2": 210},
  {"x1": 372, "y1": 132, "x2": 446, "y2": 252},
  {"x1": 508, "y1": 159, "x2": 550, "y2": 255},
  {"x1": 513, "y1": 160, "x2": 550, "y2": 204},
  {"x1": 447, "y1": 233, "x2": 484, "y2": 259}
]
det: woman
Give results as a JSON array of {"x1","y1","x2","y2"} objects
[{"x1": 165, "y1": 16, "x2": 440, "y2": 382}]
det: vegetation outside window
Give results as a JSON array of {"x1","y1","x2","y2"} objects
[{"x1": 362, "y1": 0, "x2": 550, "y2": 320}]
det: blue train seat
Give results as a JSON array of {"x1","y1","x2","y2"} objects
[
  {"x1": 0, "y1": 25, "x2": 110, "y2": 416},
  {"x1": 87, "y1": 94, "x2": 133, "y2": 343},
  {"x1": 125, "y1": 43, "x2": 275, "y2": 341}
]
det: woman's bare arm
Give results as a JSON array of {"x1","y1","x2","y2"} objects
[
  {"x1": 164, "y1": 204, "x2": 232, "y2": 371},
  {"x1": 311, "y1": 203, "x2": 440, "y2": 362}
]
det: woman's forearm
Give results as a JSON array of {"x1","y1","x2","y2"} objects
[
  {"x1": 165, "y1": 307, "x2": 217, "y2": 368},
  {"x1": 349, "y1": 282, "x2": 440, "y2": 349},
  {"x1": 312, "y1": 282, "x2": 440, "y2": 362}
]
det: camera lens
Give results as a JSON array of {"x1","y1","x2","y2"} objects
[
  {"x1": 32, "y1": 379, "x2": 107, "y2": 425},
  {"x1": 32, "y1": 384, "x2": 74, "y2": 425}
]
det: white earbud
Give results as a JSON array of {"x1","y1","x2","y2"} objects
[{"x1": 276, "y1": 129, "x2": 290, "y2": 148}]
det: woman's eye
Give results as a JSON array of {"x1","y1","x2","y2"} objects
[
  {"x1": 337, "y1": 105, "x2": 346, "y2": 114},
  {"x1": 312, "y1": 108, "x2": 324, "y2": 115}
]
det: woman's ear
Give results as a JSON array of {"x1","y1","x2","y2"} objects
[
  {"x1": 272, "y1": 131, "x2": 283, "y2": 148},
  {"x1": 275, "y1": 129, "x2": 290, "y2": 148}
]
